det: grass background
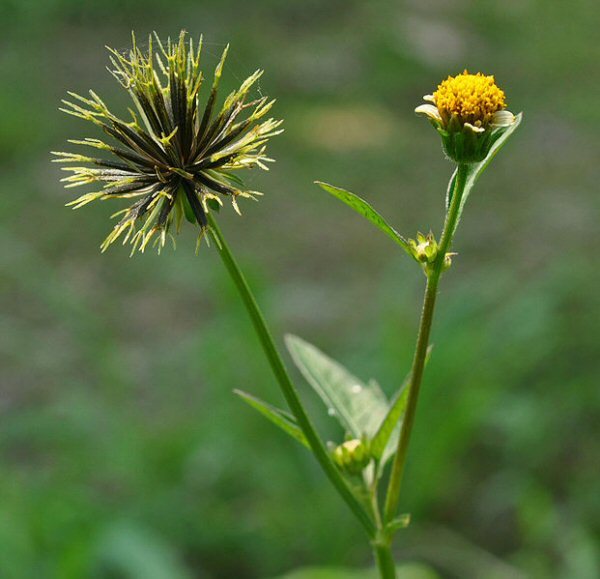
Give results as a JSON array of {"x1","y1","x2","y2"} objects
[{"x1": 1, "y1": 0, "x2": 599, "y2": 577}]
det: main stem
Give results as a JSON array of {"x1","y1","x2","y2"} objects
[
  {"x1": 374, "y1": 538, "x2": 397, "y2": 579},
  {"x1": 207, "y1": 212, "x2": 376, "y2": 538},
  {"x1": 384, "y1": 164, "x2": 468, "y2": 522}
]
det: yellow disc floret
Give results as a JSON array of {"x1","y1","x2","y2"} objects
[{"x1": 434, "y1": 70, "x2": 506, "y2": 127}]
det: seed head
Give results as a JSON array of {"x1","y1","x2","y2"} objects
[{"x1": 53, "y1": 31, "x2": 283, "y2": 253}]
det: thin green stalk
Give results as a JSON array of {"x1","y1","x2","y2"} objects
[
  {"x1": 367, "y1": 467, "x2": 396, "y2": 578},
  {"x1": 207, "y1": 212, "x2": 376, "y2": 538},
  {"x1": 384, "y1": 164, "x2": 468, "y2": 522},
  {"x1": 373, "y1": 538, "x2": 396, "y2": 579}
]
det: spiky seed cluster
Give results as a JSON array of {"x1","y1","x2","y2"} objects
[
  {"x1": 53, "y1": 31, "x2": 283, "y2": 253},
  {"x1": 415, "y1": 70, "x2": 516, "y2": 163}
]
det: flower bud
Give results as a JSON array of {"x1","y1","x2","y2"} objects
[
  {"x1": 331, "y1": 438, "x2": 371, "y2": 475},
  {"x1": 409, "y1": 232, "x2": 438, "y2": 265}
]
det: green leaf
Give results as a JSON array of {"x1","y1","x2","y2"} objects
[
  {"x1": 234, "y1": 390, "x2": 310, "y2": 449},
  {"x1": 315, "y1": 181, "x2": 411, "y2": 256},
  {"x1": 386, "y1": 513, "x2": 411, "y2": 534},
  {"x1": 370, "y1": 346, "x2": 433, "y2": 464},
  {"x1": 285, "y1": 334, "x2": 389, "y2": 438},
  {"x1": 450, "y1": 113, "x2": 523, "y2": 235},
  {"x1": 370, "y1": 384, "x2": 409, "y2": 462}
]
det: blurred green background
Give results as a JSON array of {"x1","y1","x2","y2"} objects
[{"x1": 1, "y1": 0, "x2": 599, "y2": 577}]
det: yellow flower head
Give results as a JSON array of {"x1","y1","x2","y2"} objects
[
  {"x1": 433, "y1": 70, "x2": 506, "y2": 127},
  {"x1": 415, "y1": 70, "x2": 516, "y2": 163}
]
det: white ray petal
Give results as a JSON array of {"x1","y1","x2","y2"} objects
[
  {"x1": 415, "y1": 104, "x2": 442, "y2": 121},
  {"x1": 492, "y1": 110, "x2": 516, "y2": 127}
]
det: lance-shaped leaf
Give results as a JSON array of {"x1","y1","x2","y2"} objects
[
  {"x1": 315, "y1": 181, "x2": 411, "y2": 257},
  {"x1": 370, "y1": 385, "x2": 409, "y2": 462},
  {"x1": 285, "y1": 334, "x2": 389, "y2": 438},
  {"x1": 234, "y1": 390, "x2": 309, "y2": 448},
  {"x1": 448, "y1": 113, "x2": 522, "y2": 234}
]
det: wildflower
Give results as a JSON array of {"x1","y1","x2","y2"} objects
[
  {"x1": 53, "y1": 31, "x2": 283, "y2": 253},
  {"x1": 415, "y1": 70, "x2": 516, "y2": 163}
]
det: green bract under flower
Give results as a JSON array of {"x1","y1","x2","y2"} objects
[
  {"x1": 415, "y1": 70, "x2": 516, "y2": 163},
  {"x1": 53, "y1": 31, "x2": 283, "y2": 253}
]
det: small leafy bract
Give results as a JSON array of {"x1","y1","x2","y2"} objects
[
  {"x1": 234, "y1": 390, "x2": 309, "y2": 448},
  {"x1": 315, "y1": 182, "x2": 411, "y2": 257},
  {"x1": 448, "y1": 112, "x2": 523, "y2": 234}
]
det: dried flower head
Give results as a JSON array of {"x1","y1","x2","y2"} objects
[
  {"x1": 415, "y1": 70, "x2": 516, "y2": 163},
  {"x1": 53, "y1": 31, "x2": 283, "y2": 253}
]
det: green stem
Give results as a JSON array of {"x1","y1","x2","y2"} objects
[
  {"x1": 367, "y1": 467, "x2": 397, "y2": 578},
  {"x1": 373, "y1": 538, "x2": 396, "y2": 579},
  {"x1": 207, "y1": 212, "x2": 376, "y2": 538},
  {"x1": 383, "y1": 164, "x2": 468, "y2": 522}
]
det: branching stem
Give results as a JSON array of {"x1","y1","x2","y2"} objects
[
  {"x1": 207, "y1": 212, "x2": 376, "y2": 538},
  {"x1": 207, "y1": 161, "x2": 468, "y2": 576}
]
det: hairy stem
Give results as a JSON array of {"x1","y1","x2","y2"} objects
[
  {"x1": 384, "y1": 164, "x2": 468, "y2": 522},
  {"x1": 207, "y1": 212, "x2": 376, "y2": 537}
]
